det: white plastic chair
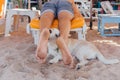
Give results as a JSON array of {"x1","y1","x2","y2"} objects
[
  {"x1": 4, "y1": 8, "x2": 40, "y2": 37},
  {"x1": 101, "y1": 1, "x2": 120, "y2": 15},
  {"x1": 74, "y1": 0, "x2": 98, "y2": 19},
  {"x1": 26, "y1": 23, "x2": 87, "y2": 45},
  {"x1": 26, "y1": 2, "x2": 87, "y2": 45},
  {"x1": 98, "y1": 1, "x2": 120, "y2": 36}
]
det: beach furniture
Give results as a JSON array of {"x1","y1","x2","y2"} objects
[
  {"x1": 74, "y1": 0, "x2": 98, "y2": 19},
  {"x1": 98, "y1": 1, "x2": 120, "y2": 36},
  {"x1": 25, "y1": 1, "x2": 87, "y2": 45},
  {"x1": 0, "y1": 0, "x2": 7, "y2": 18},
  {"x1": 0, "y1": 0, "x2": 7, "y2": 24},
  {"x1": 4, "y1": 8, "x2": 40, "y2": 37},
  {"x1": 26, "y1": 17, "x2": 87, "y2": 45},
  {"x1": 101, "y1": 1, "x2": 120, "y2": 15}
]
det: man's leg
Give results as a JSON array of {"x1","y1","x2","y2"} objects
[
  {"x1": 36, "y1": 12, "x2": 54, "y2": 63},
  {"x1": 57, "y1": 11, "x2": 74, "y2": 65},
  {"x1": 40, "y1": 12, "x2": 54, "y2": 31}
]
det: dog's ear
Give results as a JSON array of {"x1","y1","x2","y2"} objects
[{"x1": 49, "y1": 29, "x2": 52, "y2": 33}]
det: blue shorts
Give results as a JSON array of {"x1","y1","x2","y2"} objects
[{"x1": 41, "y1": 0, "x2": 74, "y2": 17}]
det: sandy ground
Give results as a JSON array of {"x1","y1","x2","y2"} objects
[{"x1": 0, "y1": 20, "x2": 120, "y2": 80}]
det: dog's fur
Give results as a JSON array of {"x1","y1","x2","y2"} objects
[
  {"x1": 47, "y1": 28, "x2": 119, "y2": 69},
  {"x1": 47, "y1": 29, "x2": 62, "y2": 63}
]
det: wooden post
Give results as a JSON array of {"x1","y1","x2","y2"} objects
[
  {"x1": 28, "y1": 0, "x2": 31, "y2": 9},
  {"x1": 19, "y1": 0, "x2": 23, "y2": 8},
  {"x1": 38, "y1": 0, "x2": 42, "y2": 10},
  {"x1": 89, "y1": 0, "x2": 93, "y2": 30}
]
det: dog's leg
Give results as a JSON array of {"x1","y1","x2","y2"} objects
[
  {"x1": 76, "y1": 59, "x2": 89, "y2": 70},
  {"x1": 49, "y1": 54, "x2": 62, "y2": 64}
]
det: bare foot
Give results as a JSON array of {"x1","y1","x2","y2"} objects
[
  {"x1": 70, "y1": 57, "x2": 75, "y2": 69},
  {"x1": 36, "y1": 28, "x2": 50, "y2": 63},
  {"x1": 56, "y1": 37, "x2": 73, "y2": 65}
]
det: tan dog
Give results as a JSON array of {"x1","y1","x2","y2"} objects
[{"x1": 47, "y1": 28, "x2": 119, "y2": 69}]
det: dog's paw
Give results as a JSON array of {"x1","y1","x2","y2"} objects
[
  {"x1": 75, "y1": 64, "x2": 82, "y2": 70},
  {"x1": 49, "y1": 59, "x2": 59, "y2": 64},
  {"x1": 112, "y1": 59, "x2": 120, "y2": 64}
]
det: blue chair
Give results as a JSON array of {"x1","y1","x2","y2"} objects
[
  {"x1": 98, "y1": 1, "x2": 120, "y2": 36},
  {"x1": 98, "y1": 14, "x2": 120, "y2": 36}
]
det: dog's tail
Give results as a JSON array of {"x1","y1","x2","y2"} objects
[{"x1": 96, "y1": 52, "x2": 119, "y2": 64}]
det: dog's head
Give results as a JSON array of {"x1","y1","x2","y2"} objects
[{"x1": 49, "y1": 28, "x2": 60, "y2": 40}]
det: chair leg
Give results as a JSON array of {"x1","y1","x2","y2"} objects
[
  {"x1": 28, "y1": 23, "x2": 87, "y2": 45},
  {"x1": 77, "y1": 24, "x2": 87, "y2": 40},
  {"x1": 76, "y1": 29, "x2": 85, "y2": 40},
  {"x1": 26, "y1": 24, "x2": 40, "y2": 45},
  {"x1": 5, "y1": 13, "x2": 12, "y2": 37},
  {"x1": 31, "y1": 29, "x2": 40, "y2": 45},
  {"x1": 26, "y1": 24, "x2": 31, "y2": 34}
]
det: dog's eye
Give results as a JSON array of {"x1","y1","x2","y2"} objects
[
  {"x1": 49, "y1": 29, "x2": 52, "y2": 33},
  {"x1": 55, "y1": 34, "x2": 60, "y2": 37}
]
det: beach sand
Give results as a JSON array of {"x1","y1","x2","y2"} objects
[{"x1": 0, "y1": 20, "x2": 120, "y2": 80}]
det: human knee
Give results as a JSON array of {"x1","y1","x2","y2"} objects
[
  {"x1": 41, "y1": 12, "x2": 54, "y2": 20},
  {"x1": 40, "y1": 12, "x2": 54, "y2": 30},
  {"x1": 42, "y1": 28, "x2": 50, "y2": 33},
  {"x1": 58, "y1": 11, "x2": 73, "y2": 20}
]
